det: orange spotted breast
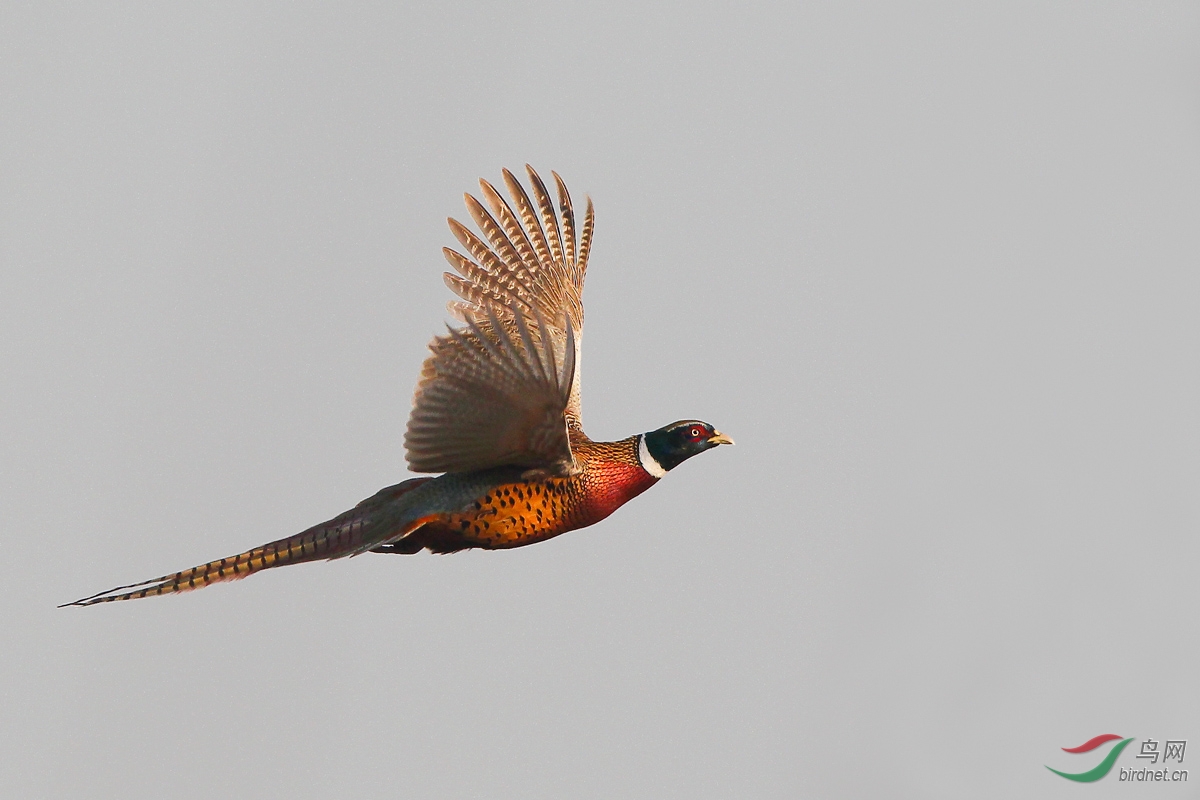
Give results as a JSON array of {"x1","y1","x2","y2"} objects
[{"x1": 402, "y1": 437, "x2": 660, "y2": 553}]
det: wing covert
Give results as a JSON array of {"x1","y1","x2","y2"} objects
[{"x1": 404, "y1": 167, "x2": 593, "y2": 474}]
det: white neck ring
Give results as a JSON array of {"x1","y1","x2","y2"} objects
[{"x1": 637, "y1": 434, "x2": 668, "y2": 478}]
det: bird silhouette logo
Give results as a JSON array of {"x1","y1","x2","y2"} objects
[{"x1": 1046, "y1": 734, "x2": 1134, "y2": 782}]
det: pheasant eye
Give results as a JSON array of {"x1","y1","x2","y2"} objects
[{"x1": 690, "y1": 427, "x2": 703, "y2": 439}]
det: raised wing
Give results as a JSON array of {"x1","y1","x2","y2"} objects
[{"x1": 404, "y1": 167, "x2": 594, "y2": 474}]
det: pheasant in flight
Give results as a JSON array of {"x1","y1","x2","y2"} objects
[{"x1": 66, "y1": 167, "x2": 732, "y2": 606}]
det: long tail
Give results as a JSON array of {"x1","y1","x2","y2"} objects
[{"x1": 62, "y1": 477, "x2": 434, "y2": 607}]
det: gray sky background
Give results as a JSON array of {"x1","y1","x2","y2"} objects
[{"x1": 2, "y1": 3, "x2": 1198, "y2": 798}]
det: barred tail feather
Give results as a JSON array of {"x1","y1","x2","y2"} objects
[
  {"x1": 62, "y1": 477, "x2": 434, "y2": 607},
  {"x1": 60, "y1": 540, "x2": 322, "y2": 606}
]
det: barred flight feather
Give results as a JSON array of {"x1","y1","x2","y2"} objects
[{"x1": 407, "y1": 165, "x2": 588, "y2": 473}]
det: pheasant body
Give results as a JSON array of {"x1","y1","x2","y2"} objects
[
  {"x1": 388, "y1": 434, "x2": 659, "y2": 553},
  {"x1": 66, "y1": 168, "x2": 731, "y2": 607}
]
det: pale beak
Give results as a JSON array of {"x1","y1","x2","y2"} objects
[{"x1": 707, "y1": 431, "x2": 734, "y2": 446}]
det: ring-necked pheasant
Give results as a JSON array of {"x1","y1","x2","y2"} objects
[{"x1": 65, "y1": 167, "x2": 732, "y2": 606}]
